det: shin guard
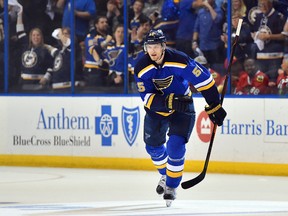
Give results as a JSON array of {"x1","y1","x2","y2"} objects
[{"x1": 166, "y1": 135, "x2": 186, "y2": 188}]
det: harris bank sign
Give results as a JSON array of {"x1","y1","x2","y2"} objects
[{"x1": 196, "y1": 110, "x2": 288, "y2": 143}]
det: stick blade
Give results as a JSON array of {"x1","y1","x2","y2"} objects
[{"x1": 181, "y1": 171, "x2": 206, "y2": 189}]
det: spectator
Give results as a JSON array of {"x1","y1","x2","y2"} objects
[
  {"x1": 44, "y1": 0, "x2": 64, "y2": 46},
  {"x1": 281, "y1": 18, "x2": 288, "y2": 56},
  {"x1": 15, "y1": 7, "x2": 55, "y2": 91},
  {"x1": 0, "y1": 0, "x2": 25, "y2": 90},
  {"x1": 56, "y1": 0, "x2": 96, "y2": 43},
  {"x1": 128, "y1": 16, "x2": 151, "y2": 92},
  {"x1": 276, "y1": 56, "x2": 288, "y2": 95},
  {"x1": 175, "y1": 0, "x2": 202, "y2": 58},
  {"x1": 19, "y1": 0, "x2": 55, "y2": 45},
  {"x1": 142, "y1": 0, "x2": 164, "y2": 22},
  {"x1": 251, "y1": 0, "x2": 286, "y2": 89},
  {"x1": 129, "y1": 0, "x2": 147, "y2": 31},
  {"x1": 245, "y1": 1, "x2": 261, "y2": 27},
  {"x1": 47, "y1": 27, "x2": 84, "y2": 92},
  {"x1": 221, "y1": 10, "x2": 254, "y2": 63},
  {"x1": 192, "y1": 0, "x2": 225, "y2": 67},
  {"x1": 234, "y1": 58, "x2": 270, "y2": 95},
  {"x1": 106, "y1": 0, "x2": 123, "y2": 31},
  {"x1": 228, "y1": 57, "x2": 244, "y2": 93},
  {"x1": 130, "y1": 15, "x2": 151, "y2": 55},
  {"x1": 215, "y1": 0, "x2": 224, "y2": 8},
  {"x1": 153, "y1": 0, "x2": 180, "y2": 48},
  {"x1": 83, "y1": 16, "x2": 112, "y2": 87},
  {"x1": 103, "y1": 24, "x2": 125, "y2": 88},
  {"x1": 232, "y1": 0, "x2": 247, "y2": 18}
]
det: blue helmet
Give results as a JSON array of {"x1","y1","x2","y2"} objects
[{"x1": 145, "y1": 29, "x2": 166, "y2": 45}]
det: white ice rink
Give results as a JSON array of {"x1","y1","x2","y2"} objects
[{"x1": 0, "y1": 166, "x2": 288, "y2": 216}]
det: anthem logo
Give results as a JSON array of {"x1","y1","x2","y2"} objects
[
  {"x1": 196, "y1": 111, "x2": 213, "y2": 143},
  {"x1": 95, "y1": 106, "x2": 118, "y2": 146}
]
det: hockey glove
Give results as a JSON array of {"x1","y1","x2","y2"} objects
[
  {"x1": 205, "y1": 103, "x2": 227, "y2": 126},
  {"x1": 166, "y1": 93, "x2": 193, "y2": 113}
]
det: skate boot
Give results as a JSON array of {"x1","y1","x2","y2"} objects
[
  {"x1": 156, "y1": 175, "x2": 166, "y2": 195},
  {"x1": 163, "y1": 186, "x2": 176, "y2": 207}
]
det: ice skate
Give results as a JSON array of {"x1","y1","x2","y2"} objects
[
  {"x1": 156, "y1": 175, "x2": 166, "y2": 195},
  {"x1": 163, "y1": 186, "x2": 176, "y2": 207}
]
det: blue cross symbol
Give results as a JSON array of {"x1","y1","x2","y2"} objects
[{"x1": 95, "y1": 106, "x2": 118, "y2": 146}]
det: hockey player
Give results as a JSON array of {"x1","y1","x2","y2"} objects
[{"x1": 134, "y1": 29, "x2": 227, "y2": 207}]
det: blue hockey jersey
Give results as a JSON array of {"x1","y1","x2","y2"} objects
[{"x1": 134, "y1": 48, "x2": 221, "y2": 116}]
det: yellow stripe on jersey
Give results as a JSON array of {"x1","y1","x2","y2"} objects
[
  {"x1": 138, "y1": 64, "x2": 156, "y2": 78},
  {"x1": 144, "y1": 94, "x2": 155, "y2": 109},
  {"x1": 197, "y1": 79, "x2": 215, "y2": 91},
  {"x1": 163, "y1": 62, "x2": 187, "y2": 68},
  {"x1": 166, "y1": 169, "x2": 183, "y2": 178},
  {"x1": 193, "y1": 75, "x2": 215, "y2": 92},
  {"x1": 155, "y1": 111, "x2": 174, "y2": 116}
]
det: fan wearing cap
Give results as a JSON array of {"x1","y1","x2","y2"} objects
[{"x1": 134, "y1": 29, "x2": 227, "y2": 207}]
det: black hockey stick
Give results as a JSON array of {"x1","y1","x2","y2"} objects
[{"x1": 181, "y1": 18, "x2": 243, "y2": 190}]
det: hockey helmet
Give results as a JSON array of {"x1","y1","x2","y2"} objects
[
  {"x1": 145, "y1": 29, "x2": 166, "y2": 45},
  {"x1": 144, "y1": 29, "x2": 166, "y2": 52}
]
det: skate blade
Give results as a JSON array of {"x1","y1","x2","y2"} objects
[{"x1": 165, "y1": 200, "x2": 173, "y2": 207}]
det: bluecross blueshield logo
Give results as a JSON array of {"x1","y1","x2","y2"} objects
[
  {"x1": 121, "y1": 107, "x2": 140, "y2": 146},
  {"x1": 95, "y1": 106, "x2": 118, "y2": 146}
]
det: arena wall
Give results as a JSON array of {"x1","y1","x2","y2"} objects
[{"x1": 0, "y1": 96, "x2": 287, "y2": 176}]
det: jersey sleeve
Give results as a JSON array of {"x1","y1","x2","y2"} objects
[{"x1": 181, "y1": 59, "x2": 221, "y2": 105}]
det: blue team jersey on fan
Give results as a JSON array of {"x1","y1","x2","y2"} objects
[
  {"x1": 103, "y1": 43, "x2": 125, "y2": 74},
  {"x1": 134, "y1": 48, "x2": 217, "y2": 115}
]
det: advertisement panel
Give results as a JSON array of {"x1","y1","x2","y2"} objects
[{"x1": 0, "y1": 96, "x2": 287, "y2": 164}]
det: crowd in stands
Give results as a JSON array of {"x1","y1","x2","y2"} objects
[{"x1": 0, "y1": 0, "x2": 287, "y2": 95}]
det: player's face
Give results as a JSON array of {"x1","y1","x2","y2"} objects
[{"x1": 146, "y1": 43, "x2": 163, "y2": 61}]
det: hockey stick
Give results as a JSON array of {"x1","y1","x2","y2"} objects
[{"x1": 181, "y1": 18, "x2": 243, "y2": 190}]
